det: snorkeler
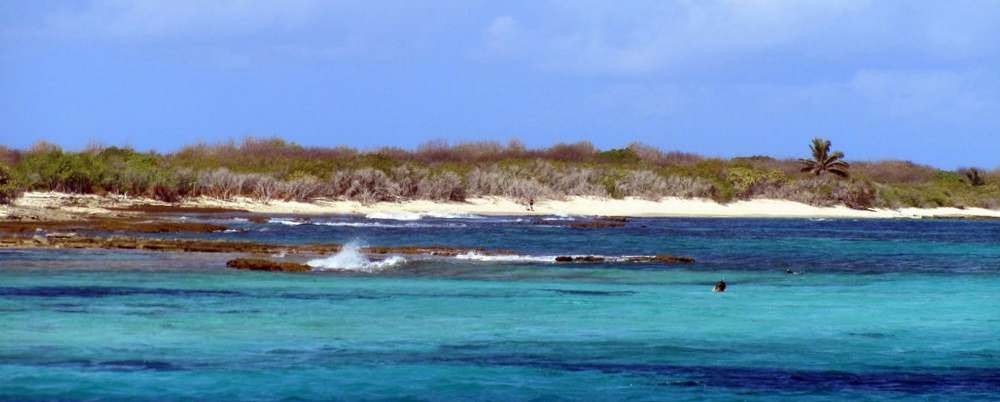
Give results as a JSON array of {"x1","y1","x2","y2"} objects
[{"x1": 712, "y1": 280, "x2": 726, "y2": 292}]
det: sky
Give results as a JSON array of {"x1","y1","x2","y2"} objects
[{"x1": 1, "y1": 0, "x2": 999, "y2": 168}]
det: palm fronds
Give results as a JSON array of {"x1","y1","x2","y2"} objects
[{"x1": 799, "y1": 138, "x2": 850, "y2": 178}]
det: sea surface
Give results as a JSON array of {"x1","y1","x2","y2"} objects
[{"x1": 1, "y1": 214, "x2": 999, "y2": 401}]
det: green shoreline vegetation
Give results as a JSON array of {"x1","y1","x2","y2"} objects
[{"x1": 0, "y1": 137, "x2": 997, "y2": 209}]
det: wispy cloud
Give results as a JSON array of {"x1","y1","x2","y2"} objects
[{"x1": 478, "y1": 0, "x2": 1000, "y2": 75}]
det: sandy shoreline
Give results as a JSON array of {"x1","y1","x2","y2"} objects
[{"x1": 3, "y1": 192, "x2": 999, "y2": 220}]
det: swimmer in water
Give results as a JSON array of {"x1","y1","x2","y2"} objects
[
  {"x1": 712, "y1": 280, "x2": 726, "y2": 292},
  {"x1": 785, "y1": 268, "x2": 801, "y2": 275}
]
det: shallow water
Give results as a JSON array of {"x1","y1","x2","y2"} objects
[{"x1": 2, "y1": 216, "x2": 999, "y2": 401}]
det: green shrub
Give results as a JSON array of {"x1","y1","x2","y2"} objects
[
  {"x1": 726, "y1": 167, "x2": 787, "y2": 199},
  {"x1": 0, "y1": 164, "x2": 24, "y2": 205}
]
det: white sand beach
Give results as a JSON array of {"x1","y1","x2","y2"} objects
[
  {"x1": 190, "y1": 195, "x2": 1000, "y2": 219},
  {"x1": 4, "y1": 192, "x2": 998, "y2": 220}
]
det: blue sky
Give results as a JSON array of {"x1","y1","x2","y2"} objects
[{"x1": 1, "y1": 1, "x2": 999, "y2": 168}]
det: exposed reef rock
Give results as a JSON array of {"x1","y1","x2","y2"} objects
[
  {"x1": 226, "y1": 258, "x2": 311, "y2": 272},
  {"x1": 0, "y1": 219, "x2": 228, "y2": 234},
  {"x1": 568, "y1": 216, "x2": 629, "y2": 229},
  {"x1": 0, "y1": 235, "x2": 512, "y2": 257}
]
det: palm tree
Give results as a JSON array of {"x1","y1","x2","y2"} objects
[{"x1": 799, "y1": 138, "x2": 849, "y2": 178}]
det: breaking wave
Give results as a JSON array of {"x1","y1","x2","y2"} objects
[
  {"x1": 453, "y1": 252, "x2": 667, "y2": 264},
  {"x1": 365, "y1": 211, "x2": 423, "y2": 221},
  {"x1": 365, "y1": 211, "x2": 483, "y2": 221},
  {"x1": 306, "y1": 241, "x2": 406, "y2": 272},
  {"x1": 269, "y1": 218, "x2": 306, "y2": 226},
  {"x1": 269, "y1": 217, "x2": 464, "y2": 228},
  {"x1": 454, "y1": 252, "x2": 558, "y2": 263}
]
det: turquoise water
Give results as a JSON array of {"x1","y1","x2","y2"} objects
[{"x1": 2, "y1": 216, "x2": 999, "y2": 401}]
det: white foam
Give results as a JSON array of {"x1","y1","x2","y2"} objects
[
  {"x1": 314, "y1": 221, "x2": 465, "y2": 228},
  {"x1": 365, "y1": 211, "x2": 423, "y2": 221},
  {"x1": 365, "y1": 211, "x2": 483, "y2": 221},
  {"x1": 454, "y1": 252, "x2": 557, "y2": 263},
  {"x1": 269, "y1": 218, "x2": 305, "y2": 226},
  {"x1": 452, "y1": 252, "x2": 659, "y2": 264},
  {"x1": 307, "y1": 242, "x2": 407, "y2": 272},
  {"x1": 423, "y1": 212, "x2": 483, "y2": 219}
]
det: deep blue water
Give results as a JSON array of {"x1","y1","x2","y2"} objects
[{"x1": 2, "y1": 214, "x2": 999, "y2": 401}]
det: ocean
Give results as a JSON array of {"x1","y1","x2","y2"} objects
[{"x1": 1, "y1": 214, "x2": 999, "y2": 401}]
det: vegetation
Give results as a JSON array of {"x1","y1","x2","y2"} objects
[
  {"x1": 0, "y1": 163, "x2": 23, "y2": 205},
  {"x1": 962, "y1": 168, "x2": 986, "y2": 186},
  {"x1": 799, "y1": 138, "x2": 850, "y2": 178},
  {"x1": 0, "y1": 138, "x2": 997, "y2": 210}
]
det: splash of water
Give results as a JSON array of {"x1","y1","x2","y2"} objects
[{"x1": 306, "y1": 241, "x2": 406, "y2": 272}]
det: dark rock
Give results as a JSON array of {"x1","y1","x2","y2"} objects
[
  {"x1": 569, "y1": 220, "x2": 626, "y2": 229},
  {"x1": 567, "y1": 216, "x2": 630, "y2": 228},
  {"x1": 226, "y1": 258, "x2": 311, "y2": 272},
  {"x1": 653, "y1": 254, "x2": 696, "y2": 264},
  {"x1": 247, "y1": 216, "x2": 269, "y2": 224}
]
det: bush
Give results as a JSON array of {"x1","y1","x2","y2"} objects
[
  {"x1": 417, "y1": 171, "x2": 465, "y2": 201},
  {"x1": 0, "y1": 164, "x2": 23, "y2": 205},
  {"x1": 330, "y1": 168, "x2": 400, "y2": 204},
  {"x1": 959, "y1": 168, "x2": 986, "y2": 186},
  {"x1": 726, "y1": 167, "x2": 786, "y2": 199},
  {"x1": 614, "y1": 170, "x2": 715, "y2": 200},
  {"x1": 466, "y1": 165, "x2": 551, "y2": 201}
]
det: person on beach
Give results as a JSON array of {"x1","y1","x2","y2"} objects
[
  {"x1": 527, "y1": 198, "x2": 535, "y2": 212},
  {"x1": 713, "y1": 280, "x2": 726, "y2": 292}
]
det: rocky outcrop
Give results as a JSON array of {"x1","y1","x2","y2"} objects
[
  {"x1": 568, "y1": 216, "x2": 629, "y2": 229},
  {"x1": 0, "y1": 219, "x2": 228, "y2": 234},
  {"x1": 226, "y1": 258, "x2": 311, "y2": 272},
  {"x1": 247, "y1": 216, "x2": 270, "y2": 224},
  {"x1": 0, "y1": 235, "x2": 514, "y2": 257},
  {"x1": 648, "y1": 254, "x2": 696, "y2": 264}
]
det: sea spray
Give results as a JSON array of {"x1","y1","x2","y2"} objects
[{"x1": 307, "y1": 241, "x2": 406, "y2": 272}]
